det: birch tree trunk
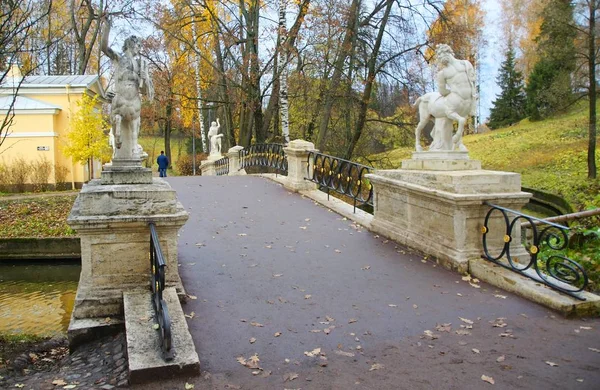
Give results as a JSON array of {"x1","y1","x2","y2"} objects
[
  {"x1": 279, "y1": 0, "x2": 290, "y2": 143},
  {"x1": 191, "y1": 14, "x2": 208, "y2": 154}
]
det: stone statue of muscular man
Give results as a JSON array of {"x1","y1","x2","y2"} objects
[{"x1": 101, "y1": 16, "x2": 153, "y2": 161}]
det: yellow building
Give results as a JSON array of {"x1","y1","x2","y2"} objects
[{"x1": 0, "y1": 65, "x2": 106, "y2": 190}]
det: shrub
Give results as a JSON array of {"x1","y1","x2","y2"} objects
[
  {"x1": 31, "y1": 156, "x2": 53, "y2": 192},
  {"x1": 6, "y1": 156, "x2": 32, "y2": 192},
  {"x1": 176, "y1": 154, "x2": 207, "y2": 176},
  {"x1": 54, "y1": 164, "x2": 70, "y2": 191}
]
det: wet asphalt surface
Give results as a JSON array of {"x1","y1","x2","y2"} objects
[{"x1": 133, "y1": 175, "x2": 600, "y2": 390}]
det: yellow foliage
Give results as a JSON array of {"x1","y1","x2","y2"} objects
[
  {"x1": 426, "y1": 0, "x2": 485, "y2": 65},
  {"x1": 63, "y1": 94, "x2": 111, "y2": 164}
]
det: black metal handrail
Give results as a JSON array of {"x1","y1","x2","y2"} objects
[
  {"x1": 149, "y1": 223, "x2": 174, "y2": 360},
  {"x1": 305, "y1": 151, "x2": 374, "y2": 213},
  {"x1": 481, "y1": 203, "x2": 588, "y2": 299},
  {"x1": 215, "y1": 156, "x2": 229, "y2": 176},
  {"x1": 239, "y1": 143, "x2": 288, "y2": 175}
]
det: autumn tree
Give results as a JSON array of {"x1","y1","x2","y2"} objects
[
  {"x1": 63, "y1": 94, "x2": 111, "y2": 178},
  {"x1": 488, "y1": 42, "x2": 526, "y2": 129},
  {"x1": 526, "y1": 0, "x2": 576, "y2": 120}
]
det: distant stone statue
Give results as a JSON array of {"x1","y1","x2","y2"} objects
[
  {"x1": 208, "y1": 118, "x2": 223, "y2": 156},
  {"x1": 414, "y1": 44, "x2": 477, "y2": 152},
  {"x1": 101, "y1": 16, "x2": 154, "y2": 160}
]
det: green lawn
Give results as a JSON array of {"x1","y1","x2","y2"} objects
[{"x1": 0, "y1": 196, "x2": 76, "y2": 238}]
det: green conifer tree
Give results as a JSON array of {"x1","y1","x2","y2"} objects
[
  {"x1": 488, "y1": 42, "x2": 526, "y2": 129},
  {"x1": 526, "y1": 0, "x2": 576, "y2": 120}
]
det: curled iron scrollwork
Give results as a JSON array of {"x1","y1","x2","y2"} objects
[
  {"x1": 239, "y1": 143, "x2": 288, "y2": 175},
  {"x1": 306, "y1": 151, "x2": 373, "y2": 213},
  {"x1": 481, "y1": 203, "x2": 588, "y2": 299}
]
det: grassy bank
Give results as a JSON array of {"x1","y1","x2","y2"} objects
[{"x1": 0, "y1": 196, "x2": 76, "y2": 238}]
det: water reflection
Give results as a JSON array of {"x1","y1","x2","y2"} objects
[{"x1": 0, "y1": 261, "x2": 80, "y2": 337}]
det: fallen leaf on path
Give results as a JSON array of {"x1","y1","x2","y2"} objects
[
  {"x1": 283, "y1": 372, "x2": 299, "y2": 382},
  {"x1": 305, "y1": 218, "x2": 311, "y2": 222},
  {"x1": 14, "y1": 384, "x2": 24, "y2": 388},
  {"x1": 249, "y1": 337, "x2": 256, "y2": 344},
  {"x1": 187, "y1": 294, "x2": 197, "y2": 300},
  {"x1": 262, "y1": 370, "x2": 272, "y2": 378},
  {"x1": 459, "y1": 317, "x2": 474, "y2": 325},
  {"x1": 472, "y1": 348, "x2": 480, "y2": 354},
  {"x1": 369, "y1": 363, "x2": 384, "y2": 371},
  {"x1": 469, "y1": 283, "x2": 481, "y2": 289},
  {"x1": 63, "y1": 386, "x2": 77, "y2": 389},
  {"x1": 413, "y1": 304, "x2": 418, "y2": 309},
  {"x1": 319, "y1": 356, "x2": 328, "y2": 366},
  {"x1": 457, "y1": 293, "x2": 463, "y2": 297},
  {"x1": 335, "y1": 350, "x2": 355, "y2": 357},
  {"x1": 104, "y1": 317, "x2": 111, "y2": 323},
  {"x1": 423, "y1": 330, "x2": 439, "y2": 340},
  {"x1": 185, "y1": 383, "x2": 195, "y2": 389},
  {"x1": 388, "y1": 304, "x2": 397, "y2": 307},
  {"x1": 152, "y1": 324, "x2": 160, "y2": 330},
  {"x1": 545, "y1": 361, "x2": 558, "y2": 367},
  {"x1": 240, "y1": 319, "x2": 247, "y2": 322},
  {"x1": 250, "y1": 322, "x2": 264, "y2": 327},
  {"x1": 52, "y1": 379, "x2": 67, "y2": 386},
  {"x1": 588, "y1": 347, "x2": 600, "y2": 353},
  {"x1": 577, "y1": 379, "x2": 584, "y2": 383},
  {"x1": 326, "y1": 316, "x2": 335, "y2": 322},
  {"x1": 299, "y1": 226, "x2": 307, "y2": 230},
  {"x1": 274, "y1": 332, "x2": 282, "y2": 337},
  {"x1": 324, "y1": 326, "x2": 335, "y2": 335},
  {"x1": 184, "y1": 312, "x2": 195, "y2": 319},
  {"x1": 238, "y1": 233, "x2": 247, "y2": 236},
  {"x1": 435, "y1": 323, "x2": 452, "y2": 332},
  {"x1": 195, "y1": 243, "x2": 205, "y2": 247},
  {"x1": 494, "y1": 294, "x2": 507, "y2": 299},
  {"x1": 348, "y1": 318, "x2": 357, "y2": 324},
  {"x1": 246, "y1": 354, "x2": 260, "y2": 369},
  {"x1": 496, "y1": 356, "x2": 505, "y2": 362},
  {"x1": 481, "y1": 375, "x2": 495, "y2": 384},
  {"x1": 361, "y1": 265, "x2": 371, "y2": 270},
  {"x1": 278, "y1": 297, "x2": 288, "y2": 303},
  {"x1": 456, "y1": 329, "x2": 471, "y2": 335},
  {"x1": 580, "y1": 326, "x2": 592, "y2": 330},
  {"x1": 462, "y1": 275, "x2": 472, "y2": 281},
  {"x1": 304, "y1": 348, "x2": 321, "y2": 357},
  {"x1": 310, "y1": 329, "x2": 322, "y2": 333},
  {"x1": 265, "y1": 245, "x2": 272, "y2": 249},
  {"x1": 335, "y1": 249, "x2": 342, "y2": 253},
  {"x1": 305, "y1": 294, "x2": 312, "y2": 299},
  {"x1": 273, "y1": 274, "x2": 283, "y2": 278}
]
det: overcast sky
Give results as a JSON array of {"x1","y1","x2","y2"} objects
[{"x1": 479, "y1": 0, "x2": 504, "y2": 121}]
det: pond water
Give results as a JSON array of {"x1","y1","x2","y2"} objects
[{"x1": 0, "y1": 261, "x2": 80, "y2": 337}]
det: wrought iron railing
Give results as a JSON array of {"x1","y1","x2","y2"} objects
[
  {"x1": 481, "y1": 203, "x2": 588, "y2": 299},
  {"x1": 149, "y1": 223, "x2": 174, "y2": 360},
  {"x1": 239, "y1": 143, "x2": 288, "y2": 175},
  {"x1": 306, "y1": 151, "x2": 374, "y2": 213},
  {"x1": 215, "y1": 156, "x2": 229, "y2": 176}
]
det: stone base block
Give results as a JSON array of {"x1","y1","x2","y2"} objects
[
  {"x1": 402, "y1": 158, "x2": 481, "y2": 171},
  {"x1": 124, "y1": 288, "x2": 200, "y2": 383},
  {"x1": 68, "y1": 315, "x2": 124, "y2": 350},
  {"x1": 469, "y1": 260, "x2": 600, "y2": 317},
  {"x1": 366, "y1": 169, "x2": 531, "y2": 273},
  {"x1": 101, "y1": 168, "x2": 153, "y2": 185},
  {"x1": 283, "y1": 178, "x2": 318, "y2": 193}
]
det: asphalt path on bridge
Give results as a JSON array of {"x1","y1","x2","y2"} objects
[{"x1": 135, "y1": 175, "x2": 600, "y2": 390}]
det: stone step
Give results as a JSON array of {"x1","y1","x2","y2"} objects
[
  {"x1": 469, "y1": 259, "x2": 600, "y2": 317},
  {"x1": 123, "y1": 287, "x2": 200, "y2": 384}
]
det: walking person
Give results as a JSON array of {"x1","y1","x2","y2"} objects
[{"x1": 157, "y1": 151, "x2": 169, "y2": 177}]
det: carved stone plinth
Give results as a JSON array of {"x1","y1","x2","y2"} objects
[
  {"x1": 67, "y1": 178, "x2": 188, "y2": 320},
  {"x1": 283, "y1": 139, "x2": 317, "y2": 192},
  {"x1": 101, "y1": 157, "x2": 152, "y2": 185},
  {"x1": 366, "y1": 160, "x2": 531, "y2": 273}
]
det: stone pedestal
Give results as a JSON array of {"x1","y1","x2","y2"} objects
[
  {"x1": 101, "y1": 157, "x2": 152, "y2": 185},
  {"x1": 67, "y1": 178, "x2": 189, "y2": 319},
  {"x1": 366, "y1": 155, "x2": 531, "y2": 273},
  {"x1": 283, "y1": 139, "x2": 317, "y2": 192},
  {"x1": 200, "y1": 155, "x2": 219, "y2": 176},
  {"x1": 227, "y1": 146, "x2": 246, "y2": 175}
]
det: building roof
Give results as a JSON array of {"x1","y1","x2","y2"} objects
[
  {"x1": 0, "y1": 74, "x2": 105, "y2": 98},
  {"x1": 0, "y1": 95, "x2": 61, "y2": 112}
]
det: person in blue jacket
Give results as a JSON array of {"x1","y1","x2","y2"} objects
[{"x1": 157, "y1": 151, "x2": 169, "y2": 177}]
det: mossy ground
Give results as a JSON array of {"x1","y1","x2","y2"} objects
[{"x1": 0, "y1": 196, "x2": 76, "y2": 238}]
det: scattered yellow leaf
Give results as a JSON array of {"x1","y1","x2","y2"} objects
[
  {"x1": 250, "y1": 322, "x2": 264, "y2": 327},
  {"x1": 369, "y1": 363, "x2": 384, "y2": 371},
  {"x1": 249, "y1": 337, "x2": 256, "y2": 344},
  {"x1": 185, "y1": 383, "x2": 195, "y2": 389},
  {"x1": 52, "y1": 379, "x2": 67, "y2": 386},
  {"x1": 274, "y1": 332, "x2": 282, "y2": 337},
  {"x1": 545, "y1": 361, "x2": 558, "y2": 367},
  {"x1": 481, "y1": 375, "x2": 495, "y2": 384}
]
